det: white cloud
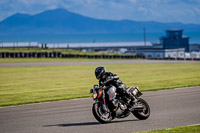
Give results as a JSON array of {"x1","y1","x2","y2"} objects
[
  {"x1": 194, "y1": 7, "x2": 200, "y2": 14},
  {"x1": 138, "y1": 7, "x2": 147, "y2": 15}
]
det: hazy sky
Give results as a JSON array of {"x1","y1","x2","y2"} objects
[{"x1": 0, "y1": 0, "x2": 200, "y2": 24}]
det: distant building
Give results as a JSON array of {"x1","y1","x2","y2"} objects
[
  {"x1": 47, "y1": 42, "x2": 152, "y2": 52},
  {"x1": 137, "y1": 48, "x2": 185, "y2": 59},
  {"x1": 190, "y1": 52, "x2": 200, "y2": 59},
  {"x1": 160, "y1": 29, "x2": 189, "y2": 52},
  {"x1": 190, "y1": 44, "x2": 200, "y2": 52}
]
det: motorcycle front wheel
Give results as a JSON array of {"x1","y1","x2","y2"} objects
[
  {"x1": 132, "y1": 98, "x2": 150, "y2": 120},
  {"x1": 92, "y1": 103, "x2": 112, "y2": 123}
]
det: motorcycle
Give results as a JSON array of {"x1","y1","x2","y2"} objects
[{"x1": 90, "y1": 85, "x2": 150, "y2": 123}]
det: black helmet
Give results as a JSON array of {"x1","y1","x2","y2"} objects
[{"x1": 95, "y1": 66, "x2": 106, "y2": 80}]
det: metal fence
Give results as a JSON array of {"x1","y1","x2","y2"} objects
[{"x1": 0, "y1": 52, "x2": 145, "y2": 59}]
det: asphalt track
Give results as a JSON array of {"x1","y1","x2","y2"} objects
[
  {"x1": 0, "y1": 60, "x2": 198, "y2": 67},
  {"x1": 0, "y1": 86, "x2": 200, "y2": 133}
]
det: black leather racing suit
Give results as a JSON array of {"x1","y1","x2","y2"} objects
[
  {"x1": 99, "y1": 72, "x2": 127, "y2": 98},
  {"x1": 99, "y1": 72, "x2": 137, "y2": 110}
]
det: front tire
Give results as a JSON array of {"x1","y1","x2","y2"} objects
[
  {"x1": 92, "y1": 103, "x2": 112, "y2": 124},
  {"x1": 132, "y1": 98, "x2": 150, "y2": 120}
]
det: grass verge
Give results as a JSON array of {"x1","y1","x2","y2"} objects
[
  {"x1": 0, "y1": 58, "x2": 123, "y2": 63},
  {"x1": 0, "y1": 62, "x2": 200, "y2": 106},
  {"x1": 136, "y1": 124, "x2": 200, "y2": 133}
]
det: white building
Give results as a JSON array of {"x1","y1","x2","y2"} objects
[
  {"x1": 190, "y1": 52, "x2": 200, "y2": 59},
  {"x1": 137, "y1": 48, "x2": 185, "y2": 59}
]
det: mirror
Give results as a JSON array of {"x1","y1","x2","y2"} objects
[{"x1": 90, "y1": 89, "x2": 93, "y2": 93}]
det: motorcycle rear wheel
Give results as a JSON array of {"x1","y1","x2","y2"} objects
[
  {"x1": 92, "y1": 103, "x2": 112, "y2": 123},
  {"x1": 132, "y1": 98, "x2": 150, "y2": 120}
]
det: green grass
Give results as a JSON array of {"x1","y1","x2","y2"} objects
[
  {"x1": 0, "y1": 58, "x2": 123, "y2": 63},
  {"x1": 0, "y1": 63, "x2": 200, "y2": 106},
  {"x1": 136, "y1": 124, "x2": 200, "y2": 133}
]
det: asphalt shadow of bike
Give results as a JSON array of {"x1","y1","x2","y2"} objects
[{"x1": 43, "y1": 119, "x2": 139, "y2": 127}]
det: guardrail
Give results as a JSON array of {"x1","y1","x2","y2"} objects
[{"x1": 0, "y1": 52, "x2": 145, "y2": 59}]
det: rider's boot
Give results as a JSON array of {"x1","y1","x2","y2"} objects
[{"x1": 111, "y1": 99, "x2": 119, "y2": 111}]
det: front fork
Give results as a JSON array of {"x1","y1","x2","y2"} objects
[
  {"x1": 102, "y1": 89, "x2": 106, "y2": 104},
  {"x1": 101, "y1": 89, "x2": 110, "y2": 112}
]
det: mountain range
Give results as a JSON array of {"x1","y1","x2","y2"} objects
[{"x1": 0, "y1": 8, "x2": 200, "y2": 35}]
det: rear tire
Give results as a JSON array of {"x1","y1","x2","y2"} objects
[
  {"x1": 92, "y1": 103, "x2": 112, "y2": 124},
  {"x1": 132, "y1": 98, "x2": 150, "y2": 120}
]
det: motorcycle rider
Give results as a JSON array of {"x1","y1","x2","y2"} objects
[{"x1": 95, "y1": 66, "x2": 136, "y2": 110}]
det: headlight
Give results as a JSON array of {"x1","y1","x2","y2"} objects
[{"x1": 93, "y1": 93, "x2": 97, "y2": 99}]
